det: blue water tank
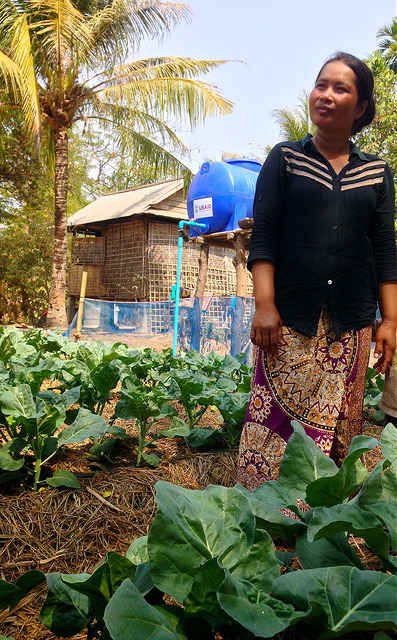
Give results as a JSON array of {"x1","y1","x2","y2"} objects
[{"x1": 187, "y1": 158, "x2": 262, "y2": 236}]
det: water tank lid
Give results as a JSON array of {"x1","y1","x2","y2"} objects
[{"x1": 224, "y1": 158, "x2": 262, "y2": 173}]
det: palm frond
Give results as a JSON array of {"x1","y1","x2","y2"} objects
[
  {"x1": 84, "y1": 112, "x2": 191, "y2": 179},
  {"x1": 376, "y1": 19, "x2": 397, "y2": 72},
  {"x1": 84, "y1": 96, "x2": 189, "y2": 154},
  {"x1": 97, "y1": 76, "x2": 233, "y2": 128},
  {"x1": 9, "y1": 13, "x2": 41, "y2": 143},
  {"x1": 106, "y1": 56, "x2": 230, "y2": 82},
  {"x1": 86, "y1": 0, "x2": 191, "y2": 62},
  {"x1": 0, "y1": 49, "x2": 24, "y2": 97},
  {"x1": 27, "y1": 0, "x2": 93, "y2": 77},
  {"x1": 272, "y1": 91, "x2": 315, "y2": 142}
]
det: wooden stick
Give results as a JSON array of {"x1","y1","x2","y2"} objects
[
  {"x1": 194, "y1": 244, "x2": 209, "y2": 297},
  {"x1": 74, "y1": 270, "x2": 87, "y2": 341},
  {"x1": 233, "y1": 235, "x2": 247, "y2": 297},
  {"x1": 86, "y1": 487, "x2": 122, "y2": 512}
]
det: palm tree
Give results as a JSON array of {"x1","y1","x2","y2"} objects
[
  {"x1": 377, "y1": 18, "x2": 397, "y2": 72},
  {"x1": 272, "y1": 91, "x2": 315, "y2": 142},
  {"x1": 0, "y1": 0, "x2": 232, "y2": 327},
  {"x1": 365, "y1": 49, "x2": 390, "y2": 77}
]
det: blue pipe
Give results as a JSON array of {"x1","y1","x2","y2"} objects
[{"x1": 173, "y1": 220, "x2": 206, "y2": 355}]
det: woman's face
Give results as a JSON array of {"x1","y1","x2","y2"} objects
[{"x1": 309, "y1": 60, "x2": 368, "y2": 136}]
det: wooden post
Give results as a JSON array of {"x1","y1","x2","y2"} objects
[
  {"x1": 233, "y1": 234, "x2": 247, "y2": 297},
  {"x1": 190, "y1": 244, "x2": 209, "y2": 352},
  {"x1": 74, "y1": 271, "x2": 87, "y2": 341},
  {"x1": 194, "y1": 244, "x2": 209, "y2": 297}
]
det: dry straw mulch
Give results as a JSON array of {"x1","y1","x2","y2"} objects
[
  {"x1": 0, "y1": 422, "x2": 386, "y2": 640},
  {"x1": 0, "y1": 427, "x2": 237, "y2": 640}
]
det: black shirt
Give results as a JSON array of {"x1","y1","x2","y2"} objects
[{"x1": 248, "y1": 134, "x2": 397, "y2": 336}]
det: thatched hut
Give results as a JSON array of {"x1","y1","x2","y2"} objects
[{"x1": 67, "y1": 179, "x2": 245, "y2": 322}]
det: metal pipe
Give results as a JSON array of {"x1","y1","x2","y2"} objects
[{"x1": 173, "y1": 220, "x2": 205, "y2": 355}]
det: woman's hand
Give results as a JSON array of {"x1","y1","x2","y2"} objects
[
  {"x1": 373, "y1": 320, "x2": 396, "y2": 375},
  {"x1": 250, "y1": 303, "x2": 283, "y2": 354}
]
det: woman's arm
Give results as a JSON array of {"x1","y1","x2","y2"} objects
[
  {"x1": 373, "y1": 281, "x2": 397, "y2": 374},
  {"x1": 250, "y1": 260, "x2": 283, "y2": 354}
]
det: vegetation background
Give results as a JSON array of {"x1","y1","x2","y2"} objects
[{"x1": 0, "y1": 4, "x2": 396, "y2": 328}]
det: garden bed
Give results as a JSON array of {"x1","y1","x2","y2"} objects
[
  {"x1": 0, "y1": 327, "x2": 394, "y2": 640},
  {"x1": 0, "y1": 421, "x2": 387, "y2": 640}
]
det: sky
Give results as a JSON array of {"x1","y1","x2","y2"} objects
[{"x1": 135, "y1": 0, "x2": 397, "y2": 172}]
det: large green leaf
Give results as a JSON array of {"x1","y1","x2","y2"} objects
[
  {"x1": 104, "y1": 579, "x2": 186, "y2": 640},
  {"x1": 277, "y1": 422, "x2": 337, "y2": 499},
  {"x1": 184, "y1": 558, "x2": 227, "y2": 622},
  {"x1": 158, "y1": 416, "x2": 190, "y2": 439},
  {"x1": 380, "y1": 422, "x2": 397, "y2": 464},
  {"x1": 40, "y1": 573, "x2": 91, "y2": 636},
  {"x1": 148, "y1": 481, "x2": 255, "y2": 603},
  {"x1": 305, "y1": 435, "x2": 378, "y2": 507},
  {"x1": 236, "y1": 483, "x2": 304, "y2": 542},
  {"x1": 184, "y1": 528, "x2": 279, "y2": 623},
  {"x1": 307, "y1": 503, "x2": 392, "y2": 569},
  {"x1": 228, "y1": 528, "x2": 279, "y2": 592},
  {"x1": 184, "y1": 427, "x2": 219, "y2": 448},
  {"x1": 213, "y1": 376, "x2": 237, "y2": 393},
  {"x1": 57, "y1": 408, "x2": 107, "y2": 445},
  {"x1": 295, "y1": 529, "x2": 363, "y2": 570},
  {"x1": 126, "y1": 537, "x2": 149, "y2": 565},
  {"x1": 46, "y1": 469, "x2": 80, "y2": 489},
  {"x1": 131, "y1": 563, "x2": 154, "y2": 598},
  {"x1": 217, "y1": 573, "x2": 298, "y2": 638},
  {"x1": 172, "y1": 369, "x2": 207, "y2": 403},
  {"x1": 37, "y1": 386, "x2": 81, "y2": 410},
  {"x1": 0, "y1": 449, "x2": 25, "y2": 471},
  {"x1": 0, "y1": 334, "x2": 17, "y2": 363},
  {"x1": 89, "y1": 363, "x2": 120, "y2": 401},
  {"x1": 0, "y1": 384, "x2": 43, "y2": 420},
  {"x1": 0, "y1": 580, "x2": 20, "y2": 611},
  {"x1": 215, "y1": 391, "x2": 250, "y2": 427},
  {"x1": 36, "y1": 404, "x2": 65, "y2": 437},
  {"x1": 76, "y1": 342, "x2": 108, "y2": 369},
  {"x1": 62, "y1": 552, "x2": 136, "y2": 622},
  {"x1": 272, "y1": 567, "x2": 397, "y2": 638},
  {"x1": 366, "y1": 502, "x2": 397, "y2": 552},
  {"x1": 10, "y1": 570, "x2": 46, "y2": 609},
  {"x1": 14, "y1": 359, "x2": 61, "y2": 394},
  {"x1": 357, "y1": 460, "x2": 397, "y2": 507},
  {"x1": 116, "y1": 379, "x2": 163, "y2": 424}
]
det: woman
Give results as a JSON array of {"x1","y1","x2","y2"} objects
[{"x1": 237, "y1": 52, "x2": 397, "y2": 491}]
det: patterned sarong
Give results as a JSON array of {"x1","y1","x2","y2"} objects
[{"x1": 237, "y1": 307, "x2": 372, "y2": 491}]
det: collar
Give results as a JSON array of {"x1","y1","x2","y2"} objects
[{"x1": 301, "y1": 133, "x2": 369, "y2": 162}]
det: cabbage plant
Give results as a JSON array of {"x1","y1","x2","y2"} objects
[{"x1": 1, "y1": 423, "x2": 396, "y2": 639}]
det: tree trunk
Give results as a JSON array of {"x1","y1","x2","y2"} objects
[{"x1": 46, "y1": 127, "x2": 68, "y2": 328}]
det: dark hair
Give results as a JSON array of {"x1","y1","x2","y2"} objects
[{"x1": 316, "y1": 52, "x2": 375, "y2": 135}]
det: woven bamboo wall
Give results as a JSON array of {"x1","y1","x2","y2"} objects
[
  {"x1": 68, "y1": 265, "x2": 101, "y2": 298},
  {"x1": 146, "y1": 222, "x2": 242, "y2": 301},
  {"x1": 69, "y1": 219, "x2": 252, "y2": 301},
  {"x1": 71, "y1": 237, "x2": 105, "y2": 265},
  {"x1": 100, "y1": 221, "x2": 146, "y2": 300}
]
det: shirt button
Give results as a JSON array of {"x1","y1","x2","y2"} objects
[
  {"x1": 332, "y1": 225, "x2": 337, "y2": 230},
  {"x1": 328, "y1": 279, "x2": 333, "y2": 285}
]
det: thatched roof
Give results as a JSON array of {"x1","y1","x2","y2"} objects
[{"x1": 68, "y1": 178, "x2": 187, "y2": 228}]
